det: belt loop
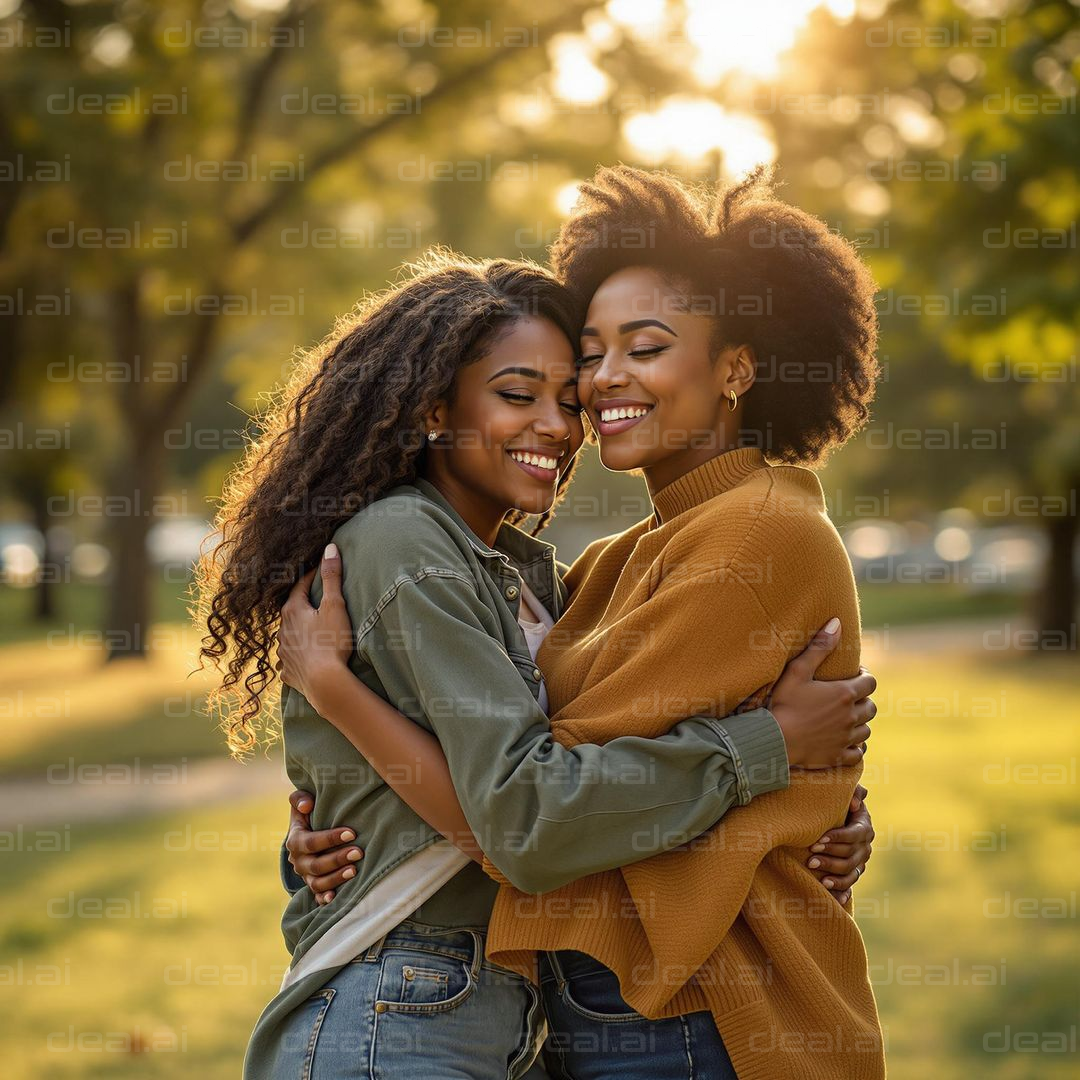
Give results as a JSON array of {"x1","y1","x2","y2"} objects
[
  {"x1": 545, "y1": 949, "x2": 568, "y2": 992},
  {"x1": 363, "y1": 933, "x2": 388, "y2": 962}
]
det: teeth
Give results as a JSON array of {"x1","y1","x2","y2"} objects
[
  {"x1": 510, "y1": 451, "x2": 558, "y2": 471},
  {"x1": 600, "y1": 406, "x2": 650, "y2": 423}
]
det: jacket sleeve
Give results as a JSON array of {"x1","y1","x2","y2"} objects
[{"x1": 352, "y1": 567, "x2": 788, "y2": 895}]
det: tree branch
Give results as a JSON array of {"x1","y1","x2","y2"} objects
[{"x1": 229, "y1": 1, "x2": 595, "y2": 246}]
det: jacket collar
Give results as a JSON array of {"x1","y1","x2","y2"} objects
[{"x1": 412, "y1": 478, "x2": 565, "y2": 617}]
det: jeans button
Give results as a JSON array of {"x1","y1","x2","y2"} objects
[{"x1": 504, "y1": 584, "x2": 519, "y2": 600}]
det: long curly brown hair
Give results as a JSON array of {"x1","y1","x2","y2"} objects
[{"x1": 193, "y1": 249, "x2": 584, "y2": 758}]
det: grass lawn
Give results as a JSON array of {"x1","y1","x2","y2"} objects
[{"x1": 1, "y1": 616, "x2": 1076, "y2": 1077}]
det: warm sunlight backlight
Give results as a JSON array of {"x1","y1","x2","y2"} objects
[
  {"x1": 687, "y1": 0, "x2": 856, "y2": 82},
  {"x1": 554, "y1": 181, "x2": 583, "y2": 216},
  {"x1": 623, "y1": 98, "x2": 777, "y2": 174},
  {"x1": 550, "y1": 35, "x2": 613, "y2": 106}
]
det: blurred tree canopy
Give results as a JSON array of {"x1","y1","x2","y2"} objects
[{"x1": 1, "y1": 0, "x2": 1076, "y2": 653}]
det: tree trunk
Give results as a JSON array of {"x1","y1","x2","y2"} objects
[
  {"x1": 32, "y1": 495, "x2": 57, "y2": 620},
  {"x1": 1036, "y1": 507, "x2": 1078, "y2": 644},
  {"x1": 103, "y1": 447, "x2": 161, "y2": 660},
  {"x1": 104, "y1": 274, "x2": 155, "y2": 660}
]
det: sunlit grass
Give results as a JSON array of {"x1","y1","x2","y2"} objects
[{"x1": 1, "y1": 630, "x2": 1076, "y2": 1077}]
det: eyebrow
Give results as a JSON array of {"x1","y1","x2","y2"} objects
[
  {"x1": 580, "y1": 319, "x2": 678, "y2": 338},
  {"x1": 487, "y1": 366, "x2": 577, "y2": 387}
]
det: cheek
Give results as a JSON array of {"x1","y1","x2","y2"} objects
[{"x1": 568, "y1": 417, "x2": 586, "y2": 455}]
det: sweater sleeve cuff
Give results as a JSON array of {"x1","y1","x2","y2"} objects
[
  {"x1": 705, "y1": 707, "x2": 790, "y2": 804},
  {"x1": 481, "y1": 853, "x2": 514, "y2": 887}
]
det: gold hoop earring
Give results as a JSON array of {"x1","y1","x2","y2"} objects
[{"x1": 728, "y1": 390, "x2": 738, "y2": 412}]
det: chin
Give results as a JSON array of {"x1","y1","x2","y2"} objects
[{"x1": 599, "y1": 442, "x2": 650, "y2": 473}]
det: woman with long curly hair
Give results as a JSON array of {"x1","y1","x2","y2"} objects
[
  {"x1": 196, "y1": 245, "x2": 876, "y2": 1079},
  {"x1": 266, "y1": 165, "x2": 887, "y2": 1079}
]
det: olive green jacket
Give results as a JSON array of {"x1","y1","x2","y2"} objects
[{"x1": 245, "y1": 478, "x2": 789, "y2": 1074}]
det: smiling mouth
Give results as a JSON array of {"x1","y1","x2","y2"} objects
[
  {"x1": 595, "y1": 403, "x2": 654, "y2": 435},
  {"x1": 506, "y1": 448, "x2": 562, "y2": 483}
]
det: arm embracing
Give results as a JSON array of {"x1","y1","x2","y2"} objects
[{"x1": 357, "y1": 569, "x2": 790, "y2": 894}]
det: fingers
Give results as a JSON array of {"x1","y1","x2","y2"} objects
[
  {"x1": 285, "y1": 567, "x2": 319, "y2": 612},
  {"x1": 294, "y1": 844, "x2": 364, "y2": 879},
  {"x1": 855, "y1": 698, "x2": 877, "y2": 724},
  {"x1": 820, "y1": 819, "x2": 874, "y2": 847},
  {"x1": 287, "y1": 825, "x2": 357, "y2": 858},
  {"x1": 818, "y1": 866, "x2": 866, "y2": 892},
  {"x1": 849, "y1": 670, "x2": 877, "y2": 702},
  {"x1": 811, "y1": 841, "x2": 860, "y2": 859},
  {"x1": 840, "y1": 745, "x2": 865, "y2": 766},
  {"x1": 320, "y1": 543, "x2": 343, "y2": 603},
  {"x1": 851, "y1": 783, "x2": 868, "y2": 812},
  {"x1": 287, "y1": 791, "x2": 312, "y2": 838},
  {"x1": 850, "y1": 723, "x2": 872, "y2": 746},
  {"x1": 808, "y1": 851, "x2": 869, "y2": 878},
  {"x1": 306, "y1": 865, "x2": 358, "y2": 894},
  {"x1": 289, "y1": 790, "x2": 315, "y2": 814},
  {"x1": 788, "y1": 617, "x2": 842, "y2": 678}
]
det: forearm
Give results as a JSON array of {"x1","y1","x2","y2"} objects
[
  {"x1": 476, "y1": 707, "x2": 788, "y2": 892},
  {"x1": 314, "y1": 665, "x2": 483, "y2": 863}
]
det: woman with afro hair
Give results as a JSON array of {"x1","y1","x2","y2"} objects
[{"x1": 263, "y1": 166, "x2": 886, "y2": 1079}]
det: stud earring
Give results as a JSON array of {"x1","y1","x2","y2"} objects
[{"x1": 427, "y1": 430, "x2": 440, "y2": 442}]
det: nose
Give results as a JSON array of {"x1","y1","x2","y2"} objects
[
  {"x1": 589, "y1": 350, "x2": 630, "y2": 394},
  {"x1": 532, "y1": 398, "x2": 573, "y2": 444}
]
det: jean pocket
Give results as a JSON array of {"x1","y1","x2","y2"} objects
[
  {"x1": 374, "y1": 949, "x2": 477, "y2": 1015},
  {"x1": 277, "y1": 987, "x2": 335, "y2": 1080},
  {"x1": 559, "y1": 967, "x2": 645, "y2": 1024}
]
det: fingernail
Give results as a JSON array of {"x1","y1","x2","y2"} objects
[
  {"x1": 347, "y1": 849, "x2": 362, "y2": 861},
  {"x1": 823, "y1": 878, "x2": 835, "y2": 889},
  {"x1": 819, "y1": 836, "x2": 831, "y2": 845},
  {"x1": 325, "y1": 542, "x2": 339, "y2": 559},
  {"x1": 811, "y1": 843, "x2": 826, "y2": 852},
  {"x1": 340, "y1": 830, "x2": 355, "y2": 842},
  {"x1": 809, "y1": 858, "x2": 821, "y2": 869},
  {"x1": 298, "y1": 800, "x2": 312, "y2": 811},
  {"x1": 823, "y1": 617, "x2": 840, "y2": 635},
  {"x1": 342, "y1": 867, "x2": 355, "y2": 879}
]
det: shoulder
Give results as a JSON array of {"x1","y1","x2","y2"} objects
[
  {"x1": 664, "y1": 464, "x2": 847, "y2": 580},
  {"x1": 330, "y1": 487, "x2": 478, "y2": 603},
  {"x1": 564, "y1": 517, "x2": 652, "y2": 593}
]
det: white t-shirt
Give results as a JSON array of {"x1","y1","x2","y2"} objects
[{"x1": 281, "y1": 583, "x2": 558, "y2": 989}]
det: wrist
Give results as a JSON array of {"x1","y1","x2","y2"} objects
[
  {"x1": 770, "y1": 704, "x2": 799, "y2": 765},
  {"x1": 305, "y1": 661, "x2": 353, "y2": 719}
]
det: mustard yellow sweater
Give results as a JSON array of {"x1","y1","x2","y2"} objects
[{"x1": 483, "y1": 448, "x2": 886, "y2": 1079}]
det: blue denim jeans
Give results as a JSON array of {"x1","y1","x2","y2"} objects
[
  {"x1": 537, "y1": 951, "x2": 739, "y2": 1079},
  {"x1": 267, "y1": 921, "x2": 546, "y2": 1079}
]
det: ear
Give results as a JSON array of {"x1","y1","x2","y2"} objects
[
  {"x1": 724, "y1": 345, "x2": 757, "y2": 396},
  {"x1": 424, "y1": 398, "x2": 450, "y2": 437}
]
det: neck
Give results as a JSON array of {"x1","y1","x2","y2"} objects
[
  {"x1": 648, "y1": 446, "x2": 768, "y2": 524},
  {"x1": 643, "y1": 439, "x2": 740, "y2": 502},
  {"x1": 422, "y1": 467, "x2": 507, "y2": 548}
]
